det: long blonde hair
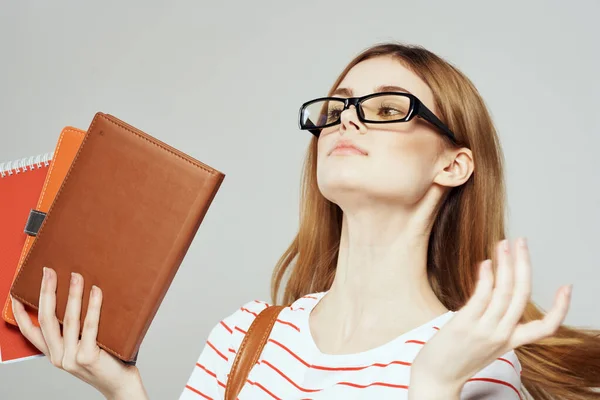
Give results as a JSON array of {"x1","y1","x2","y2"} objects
[{"x1": 270, "y1": 42, "x2": 600, "y2": 399}]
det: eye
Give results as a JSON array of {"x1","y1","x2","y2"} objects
[
  {"x1": 327, "y1": 105, "x2": 344, "y2": 122},
  {"x1": 378, "y1": 103, "x2": 405, "y2": 116},
  {"x1": 375, "y1": 102, "x2": 408, "y2": 120}
]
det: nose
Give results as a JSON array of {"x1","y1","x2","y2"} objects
[{"x1": 339, "y1": 105, "x2": 367, "y2": 135}]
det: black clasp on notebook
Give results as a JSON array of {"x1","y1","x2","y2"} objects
[{"x1": 24, "y1": 209, "x2": 46, "y2": 236}]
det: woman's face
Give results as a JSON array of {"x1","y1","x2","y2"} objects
[{"x1": 316, "y1": 56, "x2": 457, "y2": 208}]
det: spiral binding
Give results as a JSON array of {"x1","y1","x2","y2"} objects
[{"x1": 0, "y1": 152, "x2": 53, "y2": 178}]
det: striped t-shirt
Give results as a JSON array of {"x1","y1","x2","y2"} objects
[{"x1": 179, "y1": 292, "x2": 523, "y2": 399}]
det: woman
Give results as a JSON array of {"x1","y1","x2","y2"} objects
[{"x1": 10, "y1": 42, "x2": 600, "y2": 399}]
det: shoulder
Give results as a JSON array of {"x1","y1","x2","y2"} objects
[
  {"x1": 460, "y1": 349, "x2": 524, "y2": 399},
  {"x1": 217, "y1": 299, "x2": 272, "y2": 336},
  {"x1": 208, "y1": 292, "x2": 325, "y2": 342}
]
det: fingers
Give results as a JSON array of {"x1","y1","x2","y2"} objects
[
  {"x1": 497, "y1": 238, "x2": 532, "y2": 332},
  {"x1": 78, "y1": 285, "x2": 103, "y2": 361},
  {"x1": 457, "y1": 238, "x2": 570, "y2": 350},
  {"x1": 480, "y1": 240, "x2": 514, "y2": 325},
  {"x1": 62, "y1": 272, "x2": 84, "y2": 357},
  {"x1": 457, "y1": 259, "x2": 494, "y2": 320},
  {"x1": 511, "y1": 284, "x2": 572, "y2": 347},
  {"x1": 474, "y1": 260, "x2": 495, "y2": 313},
  {"x1": 38, "y1": 267, "x2": 65, "y2": 366},
  {"x1": 10, "y1": 295, "x2": 49, "y2": 355},
  {"x1": 12, "y1": 268, "x2": 107, "y2": 373}
]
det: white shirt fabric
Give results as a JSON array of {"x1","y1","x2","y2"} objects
[{"x1": 179, "y1": 291, "x2": 524, "y2": 399}]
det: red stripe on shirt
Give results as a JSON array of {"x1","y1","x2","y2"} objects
[
  {"x1": 254, "y1": 360, "x2": 411, "y2": 396},
  {"x1": 247, "y1": 379, "x2": 282, "y2": 399},
  {"x1": 261, "y1": 360, "x2": 321, "y2": 392},
  {"x1": 498, "y1": 357, "x2": 519, "y2": 375},
  {"x1": 235, "y1": 326, "x2": 247, "y2": 334},
  {"x1": 275, "y1": 319, "x2": 300, "y2": 332},
  {"x1": 240, "y1": 307, "x2": 261, "y2": 317},
  {"x1": 195, "y1": 363, "x2": 227, "y2": 388},
  {"x1": 404, "y1": 340, "x2": 426, "y2": 345},
  {"x1": 467, "y1": 377, "x2": 523, "y2": 400},
  {"x1": 185, "y1": 384, "x2": 213, "y2": 399},
  {"x1": 220, "y1": 320, "x2": 232, "y2": 334},
  {"x1": 207, "y1": 341, "x2": 228, "y2": 361},
  {"x1": 269, "y1": 338, "x2": 412, "y2": 371},
  {"x1": 240, "y1": 307, "x2": 300, "y2": 332},
  {"x1": 338, "y1": 381, "x2": 409, "y2": 389}
]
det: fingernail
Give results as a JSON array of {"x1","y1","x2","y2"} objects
[
  {"x1": 566, "y1": 284, "x2": 573, "y2": 297},
  {"x1": 479, "y1": 260, "x2": 491, "y2": 278},
  {"x1": 519, "y1": 237, "x2": 527, "y2": 248},
  {"x1": 483, "y1": 259, "x2": 492, "y2": 272},
  {"x1": 502, "y1": 239, "x2": 509, "y2": 252},
  {"x1": 42, "y1": 267, "x2": 47, "y2": 280},
  {"x1": 92, "y1": 285, "x2": 100, "y2": 298},
  {"x1": 70, "y1": 272, "x2": 78, "y2": 285}
]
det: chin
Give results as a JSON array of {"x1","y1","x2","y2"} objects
[
  {"x1": 317, "y1": 164, "x2": 365, "y2": 187},
  {"x1": 318, "y1": 171, "x2": 422, "y2": 207},
  {"x1": 317, "y1": 173, "x2": 375, "y2": 205}
]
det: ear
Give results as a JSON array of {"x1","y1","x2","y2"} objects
[{"x1": 433, "y1": 147, "x2": 474, "y2": 188}]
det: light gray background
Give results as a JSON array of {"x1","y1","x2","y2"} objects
[{"x1": 1, "y1": 0, "x2": 598, "y2": 398}]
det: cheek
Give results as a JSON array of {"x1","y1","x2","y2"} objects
[
  {"x1": 380, "y1": 137, "x2": 438, "y2": 173},
  {"x1": 367, "y1": 135, "x2": 441, "y2": 199},
  {"x1": 316, "y1": 137, "x2": 328, "y2": 158},
  {"x1": 317, "y1": 132, "x2": 336, "y2": 154},
  {"x1": 316, "y1": 134, "x2": 339, "y2": 170}
]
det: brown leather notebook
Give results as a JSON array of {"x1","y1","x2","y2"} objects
[{"x1": 9, "y1": 112, "x2": 225, "y2": 363}]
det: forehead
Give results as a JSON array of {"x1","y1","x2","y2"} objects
[{"x1": 335, "y1": 56, "x2": 436, "y2": 110}]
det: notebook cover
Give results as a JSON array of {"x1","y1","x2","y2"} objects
[
  {"x1": 9, "y1": 112, "x2": 225, "y2": 362},
  {"x1": 0, "y1": 154, "x2": 49, "y2": 363},
  {"x1": 3, "y1": 127, "x2": 85, "y2": 327}
]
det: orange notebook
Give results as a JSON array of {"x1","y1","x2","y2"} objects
[
  {"x1": 0, "y1": 151, "x2": 50, "y2": 363},
  {"x1": 3, "y1": 127, "x2": 85, "y2": 328}
]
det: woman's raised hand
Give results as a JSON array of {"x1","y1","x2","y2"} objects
[{"x1": 409, "y1": 238, "x2": 572, "y2": 398}]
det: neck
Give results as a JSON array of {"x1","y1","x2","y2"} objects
[{"x1": 324, "y1": 202, "x2": 448, "y2": 320}]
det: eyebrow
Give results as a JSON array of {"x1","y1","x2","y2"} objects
[{"x1": 331, "y1": 85, "x2": 414, "y2": 97}]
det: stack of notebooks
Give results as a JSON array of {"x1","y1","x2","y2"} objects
[{"x1": 0, "y1": 112, "x2": 225, "y2": 364}]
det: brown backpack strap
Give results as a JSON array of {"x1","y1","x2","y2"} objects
[{"x1": 225, "y1": 305, "x2": 285, "y2": 400}]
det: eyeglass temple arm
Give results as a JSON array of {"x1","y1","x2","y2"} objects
[{"x1": 417, "y1": 105, "x2": 457, "y2": 143}]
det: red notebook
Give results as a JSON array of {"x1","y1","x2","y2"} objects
[{"x1": 0, "y1": 152, "x2": 49, "y2": 363}]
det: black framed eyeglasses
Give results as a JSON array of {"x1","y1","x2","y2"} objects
[{"x1": 298, "y1": 92, "x2": 457, "y2": 144}]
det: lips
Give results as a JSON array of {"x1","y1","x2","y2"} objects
[{"x1": 328, "y1": 140, "x2": 368, "y2": 156}]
